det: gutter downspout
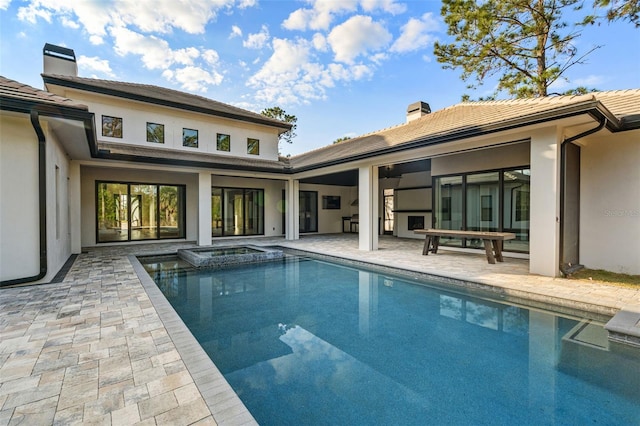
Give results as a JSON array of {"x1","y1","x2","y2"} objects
[
  {"x1": 559, "y1": 115, "x2": 607, "y2": 275},
  {"x1": 0, "y1": 108, "x2": 47, "y2": 286}
]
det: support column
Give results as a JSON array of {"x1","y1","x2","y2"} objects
[
  {"x1": 358, "y1": 166, "x2": 379, "y2": 251},
  {"x1": 197, "y1": 172, "x2": 212, "y2": 246},
  {"x1": 285, "y1": 179, "x2": 299, "y2": 241},
  {"x1": 529, "y1": 126, "x2": 561, "y2": 277},
  {"x1": 68, "y1": 162, "x2": 81, "y2": 254}
]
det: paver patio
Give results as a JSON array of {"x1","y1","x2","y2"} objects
[{"x1": 1, "y1": 234, "x2": 639, "y2": 425}]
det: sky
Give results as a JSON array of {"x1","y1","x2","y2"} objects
[{"x1": 1, "y1": 0, "x2": 639, "y2": 157}]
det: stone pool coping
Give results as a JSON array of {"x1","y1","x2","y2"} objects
[{"x1": 129, "y1": 256, "x2": 258, "y2": 426}]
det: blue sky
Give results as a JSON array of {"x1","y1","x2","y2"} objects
[{"x1": 1, "y1": 0, "x2": 639, "y2": 156}]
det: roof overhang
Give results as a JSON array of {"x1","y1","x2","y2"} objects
[
  {"x1": 0, "y1": 95, "x2": 97, "y2": 159},
  {"x1": 290, "y1": 99, "x2": 629, "y2": 174}
]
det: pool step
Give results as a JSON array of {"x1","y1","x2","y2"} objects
[{"x1": 605, "y1": 306, "x2": 640, "y2": 347}]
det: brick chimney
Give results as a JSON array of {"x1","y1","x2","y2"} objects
[
  {"x1": 406, "y1": 101, "x2": 431, "y2": 123},
  {"x1": 43, "y1": 43, "x2": 78, "y2": 76}
]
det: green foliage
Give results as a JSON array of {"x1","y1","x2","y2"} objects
[
  {"x1": 261, "y1": 106, "x2": 298, "y2": 145},
  {"x1": 434, "y1": 0, "x2": 601, "y2": 98},
  {"x1": 333, "y1": 136, "x2": 352, "y2": 144},
  {"x1": 590, "y1": 0, "x2": 640, "y2": 27}
]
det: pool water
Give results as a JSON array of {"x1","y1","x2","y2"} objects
[{"x1": 142, "y1": 255, "x2": 640, "y2": 425}]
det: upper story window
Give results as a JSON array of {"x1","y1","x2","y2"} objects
[
  {"x1": 146, "y1": 123, "x2": 164, "y2": 144},
  {"x1": 247, "y1": 138, "x2": 260, "y2": 155},
  {"x1": 217, "y1": 133, "x2": 230, "y2": 152},
  {"x1": 183, "y1": 128, "x2": 198, "y2": 148},
  {"x1": 102, "y1": 115, "x2": 122, "y2": 138}
]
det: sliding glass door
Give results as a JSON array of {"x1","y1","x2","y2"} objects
[
  {"x1": 211, "y1": 187, "x2": 265, "y2": 237},
  {"x1": 433, "y1": 168, "x2": 530, "y2": 253},
  {"x1": 97, "y1": 182, "x2": 185, "y2": 243},
  {"x1": 299, "y1": 191, "x2": 318, "y2": 233}
]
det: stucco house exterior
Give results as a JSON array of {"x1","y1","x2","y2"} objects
[{"x1": 1, "y1": 44, "x2": 639, "y2": 286}]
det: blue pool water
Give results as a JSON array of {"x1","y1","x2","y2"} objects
[{"x1": 142, "y1": 254, "x2": 640, "y2": 425}]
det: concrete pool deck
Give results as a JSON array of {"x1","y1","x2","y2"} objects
[{"x1": 1, "y1": 234, "x2": 639, "y2": 425}]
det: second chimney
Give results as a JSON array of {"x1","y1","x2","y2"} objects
[{"x1": 406, "y1": 101, "x2": 431, "y2": 123}]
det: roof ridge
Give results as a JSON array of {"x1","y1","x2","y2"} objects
[{"x1": 42, "y1": 73, "x2": 288, "y2": 126}]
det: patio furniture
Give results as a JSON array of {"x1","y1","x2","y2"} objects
[{"x1": 414, "y1": 229, "x2": 516, "y2": 264}]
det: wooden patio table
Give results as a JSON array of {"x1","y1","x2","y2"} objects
[{"x1": 414, "y1": 229, "x2": 516, "y2": 264}]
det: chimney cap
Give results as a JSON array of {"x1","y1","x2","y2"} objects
[
  {"x1": 43, "y1": 43, "x2": 76, "y2": 62},
  {"x1": 407, "y1": 101, "x2": 430, "y2": 115}
]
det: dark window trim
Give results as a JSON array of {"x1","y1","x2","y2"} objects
[
  {"x1": 182, "y1": 128, "x2": 199, "y2": 148},
  {"x1": 216, "y1": 133, "x2": 231, "y2": 152},
  {"x1": 247, "y1": 138, "x2": 260, "y2": 155},
  {"x1": 95, "y1": 180, "x2": 186, "y2": 243},
  {"x1": 102, "y1": 115, "x2": 123, "y2": 138},
  {"x1": 431, "y1": 164, "x2": 530, "y2": 253},
  {"x1": 146, "y1": 122, "x2": 165, "y2": 144},
  {"x1": 211, "y1": 186, "x2": 265, "y2": 237},
  {"x1": 299, "y1": 190, "x2": 318, "y2": 233}
]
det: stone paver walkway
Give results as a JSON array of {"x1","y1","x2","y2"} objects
[{"x1": 1, "y1": 234, "x2": 638, "y2": 425}]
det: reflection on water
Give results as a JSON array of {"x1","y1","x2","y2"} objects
[{"x1": 143, "y1": 256, "x2": 640, "y2": 425}]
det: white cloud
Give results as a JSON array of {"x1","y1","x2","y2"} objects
[
  {"x1": 282, "y1": 0, "x2": 358, "y2": 31},
  {"x1": 0, "y1": 0, "x2": 11, "y2": 10},
  {"x1": 327, "y1": 15, "x2": 391, "y2": 63},
  {"x1": 163, "y1": 66, "x2": 224, "y2": 92},
  {"x1": 390, "y1": 12, "x2": 439, "y2": 53},
  {"x1": 230, "y1": 25, "x2": 242, "y2": 38},
  {"x1": 15, "y1": 0, "x2": 253, "y2": 39},
  {"x1": 312, "y1": 33, "x2": 328, "y2": 51},
  {"x1": 77, "y1": 55, "x2": 115, "y2": 77},
  {"x1": 202, "y1": 49, "x2": 220, "y2": 65},
  {"x1": 247, "y1": 37, "x2": 373, "y2": 105},
  {"x1": 110, "y1": 26, "x2": 174, "y2": 70},
  {"x1": 60, "y1": 16, "x2": 79, "y2": 29},
  {"x1": 243, "y1": 25, "x2": 270, "y2": 49},
  {"x1": 360, "y1": 0, "x2": 406, "y2": 14},
  {"x1": 89, "y1": 35, "x2": 104, "y2": 45}
]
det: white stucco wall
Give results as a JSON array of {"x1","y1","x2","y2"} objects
[
  {"x1": 580, "y1": 131, "x2": 640, "y2": 274},
  {"x1": 55, "y1": 89, "x2": 282, "y2": 161},
  {"x1": 299, "y1": 183, "x2": 353, "y2": 234},
  {"x1": 0, "y1": 113, "x2": 40, "y2": 281},
  {"x1": 0, "y1": 113, "x2": 72, "y2": 283},
  {"x1": 45, "y1": 122, "x2": 73, "y2": 279}
]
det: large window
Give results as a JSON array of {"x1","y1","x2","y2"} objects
[
  {"x1": 211, "y1": 187, "x2": 264, "y2": 237},
  {"x1": 97, "y1": 182, "x2": 185, "y2": 243},
  {"x1": 433, "y1": 168, "x2": 530, "y2": 253}
]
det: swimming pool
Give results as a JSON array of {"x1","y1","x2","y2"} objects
[{"x1": 141, "y1": 253, "x2": 640, "y2": 425}]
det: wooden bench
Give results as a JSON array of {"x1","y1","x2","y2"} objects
[{"x1": 414, "y1": 229, "x2": 516, "y2": 264}]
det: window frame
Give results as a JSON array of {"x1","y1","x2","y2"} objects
[
  {"x1": 95, "y1": 180, "x2": 186, "y2": 243},
  {"x1": 211, "y1": 186, "x2": 265, "y2": 237},
  {"x1": 432, "y1": 165, "x2": 530, "y2": 253},
  {"x1": 216, "y1": 133, "x2": 231, "y2": 152},
  {"x1": 146, "y1": 122, "x2": 165, "y2": 144},
  {"x1": 102, "y1": 115, "x2": 123, "y2": 138},
  {"x1": 183, "y1": 128, "x2": 199, "y2": 148},
  {"x1": 247, "y1": 138, "x2": 260, "y2": 155}
]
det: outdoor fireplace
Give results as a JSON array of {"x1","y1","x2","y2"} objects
[{"x1": 408, "y1": 216, "x2": 424, "y2": 230}]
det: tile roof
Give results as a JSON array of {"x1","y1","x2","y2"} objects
[
  {"x1": 42, "y1": 74, "x2": 291, "y2": 130},
  {"x1": 98, "y1": 141, "x2": 290, "y2": 172},
  {"x1": 290, "y1": 90, "x2": 640, "y2": 170},
  {"x1": 0, "y1": 75, "x2": 88, "y2": 111}
]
